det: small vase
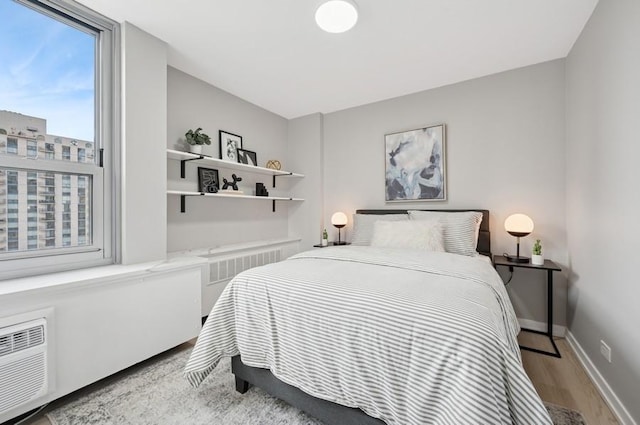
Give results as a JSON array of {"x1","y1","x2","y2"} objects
[
  {"x1": 531, "y1": 254, "x2": 544, "y2": 266},
  {"x1": 190, "y1": 144, "x2": 202, "y2": 155},
  {"x1": 321, "y1": 239, "x2": 328, "y2": 247}
]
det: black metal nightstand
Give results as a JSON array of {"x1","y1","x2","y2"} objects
[
  {"x1": 493, "y1": 255, "x2": 562, "y2": 358},
  {"x1": 313, "y1": 242, "x2": 352, "y2": 248}
]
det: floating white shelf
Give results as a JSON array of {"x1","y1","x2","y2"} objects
[
  {"x1": 167, "y1": 149, "x2": 304, "y2": 213},
  {"x1": 167, "y1": 149, "x2": 304, "y2": 178},
  {"x1": 167, "y1": 190, "x2": 304, "y2": 202},
  {"x1": 167, "y1": 190, "x2": 304, "y2": 213}
]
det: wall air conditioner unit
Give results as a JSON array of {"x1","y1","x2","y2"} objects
[{"x1": 0, "y1": 318, "x2": 48, "y2": 416}]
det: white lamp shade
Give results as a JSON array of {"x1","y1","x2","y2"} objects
[
  {"x1": 315, "y1": 0, "x2": 358, "y2": 33},
  {"x1": 331, "y1": 212, "x2": 348, "y2": 227},
  {"x1": 504, "y1": 213, "x2": 534, "y2": 236}
]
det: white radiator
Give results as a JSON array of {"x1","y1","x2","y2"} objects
[
  {"x1": 200, "y1": 247, "x2": 284, "y2": 315},
  {"x1": 208, "y1": 248, "x2": 282, "y2": 284},
  {"x1": 0, "y1": 318, "x2": 48, "y2": 415}
]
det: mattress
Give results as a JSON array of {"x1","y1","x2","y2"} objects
[{"x1": 185, "y1": 246, "x2": 551, "y2": 425}]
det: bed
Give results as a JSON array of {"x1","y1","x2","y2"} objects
[{"x1": 185, "y1": 209, "x2": 552, "y2": 425}]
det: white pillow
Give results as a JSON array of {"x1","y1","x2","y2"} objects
[
  {"x1": 408, "y1": 211, "x2": 483, "y2": 256},
  {"x1": 351, "y1": 213, "x2": 409, "y2": 246},
  {"x1": 371, "y1": 220, "x2": 445, "y2": 252}
]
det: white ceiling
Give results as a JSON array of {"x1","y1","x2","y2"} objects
[{"x1": 75, "y1": 0, "x2": 598, "y2": 119}]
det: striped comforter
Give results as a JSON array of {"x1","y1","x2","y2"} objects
[{"x1": 185, "y1": 247, "x2": 552, "y2": 425}]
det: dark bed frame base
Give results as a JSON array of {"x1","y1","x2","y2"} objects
[{"x1": 232, "y1": 356, "x2": 386, "y2": 425}]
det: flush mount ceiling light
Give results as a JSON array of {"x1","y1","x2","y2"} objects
[{"x1": 315, "y1": 0, "x2": 358, "y2": 33}]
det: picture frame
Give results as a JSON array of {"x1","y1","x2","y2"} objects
[
  {"x1": 219, "y1": 130, "x2": 243, "y2": 162},
  {"x1": 237, "y1": 148, "x2": 257, "y2": 166},
  {"x1": 197, "y1": 167, "x2": 220, "y2": 193},
  {"x1": 384, "y1": 124, "x2": 446, "y2": 202}
]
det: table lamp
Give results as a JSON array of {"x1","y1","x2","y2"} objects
[
  {"x1": 331, "y1": 212, "x2": 348, "y2": 245},
  {"x1": 504, "y1": 213, "x2": 534, "y2": 263}
]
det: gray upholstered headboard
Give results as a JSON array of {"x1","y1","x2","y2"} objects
[{"x1": 354, "y1": 209, "x2": 491, "y2": 257}]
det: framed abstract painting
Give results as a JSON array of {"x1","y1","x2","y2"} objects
[
  {"x1": 197, "y1": 167, "x2": 219, "y2": 193},
  {"x1": 385, "y1": 124, "x2": 446, "y2": 202},
  {"x1": 219, "y1": 130, "x2": 243, "y2": 162},
  {"x1": 237, "y1": 148, "x2": 257, "y2": 166}
]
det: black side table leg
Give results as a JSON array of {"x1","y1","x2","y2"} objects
[
  {"x1": 546, "y1": 269, "x2": 561, "y2": 358},
  {"x1": 519, "y1": 269, "x2": 561, "y2": 358}
]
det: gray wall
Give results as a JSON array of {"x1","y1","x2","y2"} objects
[
  {"x1": 566, "y1": 0, "x2": 640, "y2": 421},
  {"x1": 322, "y1": 60, "x2": 568, "y2": 327},
  {"x1": 287, "y1": 113, "x2": 325, "y2": 249},
  {"x1": 166, "y1": 67, "x2": 291, "y2": 252},
  {"x1": 121, "y1": 23, "x2": 167, "y2": 264}
]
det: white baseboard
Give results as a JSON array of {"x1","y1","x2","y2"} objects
[
  {"x1": 566, "y1": 331, "x2": 637, "y2": 425},
  {"x1": 517, "y1": 318, "x2": 566, "y2": 337}
]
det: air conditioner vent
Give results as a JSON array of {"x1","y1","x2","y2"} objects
[
  {"x1": 0, "y1": 325, "x2": 44, "y2": 358},
  {"x1": 28, "y1": 327, "x2": 44, "y2": 346},
  {"x1": 0, "y1": 336, "x2": 10, "y2": 357},
  {"x1": 0, "y1": 318, "x2": 48, "y2": 416},
  {"x1": 0, "y1": 353, "x2": 46, "y2": 414}
]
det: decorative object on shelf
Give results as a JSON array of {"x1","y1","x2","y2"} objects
[
  {"x1": 185, "y1": 128, "x2": 211, "y2": 154},
  {"x1": 255, "y1": 182, "x2": 269, "y2": 197},
  {"x1": 168, "y1": 148, "x2": 305, "y2": 213},
  {"x1": 322, "y1": 229, "x2": 329, "y2": 246},
  {"x1": 266, "y1": 159, "x2": 282, "y2": 170},
  {"x1": 385, "y1": 124, "x2": 446, "y2": 202},
  {"x1": 197, "y1": 167, "x2": 219, "y2": 193},
  {"x1": 222, "y1": 173, "x2": 243, "y2": 191},
  {"x1": 331, "y1": 211, "x2": 348, "y2": 245},
  {"x1": 219, "y1": 130, "x2": 243, "y2": 162},
  {"x1": 237, "y1": 148, "x2": 257, "y2": 166},
  {"x1": 532, "y1": 239, "x2": 544, "y2": 266},
  {"x1": 504, "y1": 213, "x2": 534, "y2": 263}
]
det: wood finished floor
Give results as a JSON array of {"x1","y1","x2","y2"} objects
[
  {"x1": 519, "y1": 333, "x2": 619, "y2": 425},
  {"x1": 20, "y1": 337, "x2": 618, "y2": 425}
]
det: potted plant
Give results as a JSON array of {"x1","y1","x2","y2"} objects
[
  {"x1": 532, "y1": 239, "x2": 544, "y2": 266},
  {"x1": 322, "y1": 229, "x2": 329, "y2": 246},
  {"x1": 185, "y1": 128, "x2": 211, "y2": 154}
]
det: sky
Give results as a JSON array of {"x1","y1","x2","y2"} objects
[{"x1": 0, "y1": 0, "x2": 95, "y2": 141}]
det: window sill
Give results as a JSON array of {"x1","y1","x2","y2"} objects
[{"x1": 0, "y1": 256, "x2": 207, "y2": 297}]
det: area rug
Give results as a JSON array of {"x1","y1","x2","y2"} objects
[{"x1": 47, "y1": 346, "x2": 586, "y2": 425}]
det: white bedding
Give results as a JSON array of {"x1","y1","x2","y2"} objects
[{"x1": 185, "y1": 247, "x2": 551, "y2": 425}]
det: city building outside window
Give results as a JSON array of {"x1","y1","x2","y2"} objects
[
  {"x1": 0, "y1": 0, "x2": 119, "y2": 278},
  {"x1": 7, "y1": 138, "x2": 18, "y2": 154},
  {"x1": 44, "y1": 142, "x2": 55, "y2": 160},
  {"x1": 27, "y1": 140, "x2": 37, "y2": 158}
]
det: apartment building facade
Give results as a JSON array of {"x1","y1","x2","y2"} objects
[{"x1": 0, "y1": 110, "x2": 94, "y2": 253}]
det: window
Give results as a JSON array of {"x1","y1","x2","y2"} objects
[
  {"x1": 0, "y1": 0, "x2": 118, "y2": 279},
  {"x1": 7, "y1": 138, "x2": 18, "y2": 154},
  {"x1": 27, "y1": 140, "x2": 37, "y2": 158},
  {"x1": 44, "y1": 143, "x2": 54, "y2": 160}
]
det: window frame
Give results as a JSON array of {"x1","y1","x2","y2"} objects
[{"x1": 0, "y1": 0, "x2": 120, "y2": 280}]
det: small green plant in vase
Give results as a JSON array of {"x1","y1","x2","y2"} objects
[
  {"x1": 185, "y1": 127, "x2": 211, "y2": 154},
  {"x1": 322, "y1": 229, "x2": 329, "y2": 246},
  {"x1": 532, "y1": 239, "x2": 543, "y2": 265}
]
